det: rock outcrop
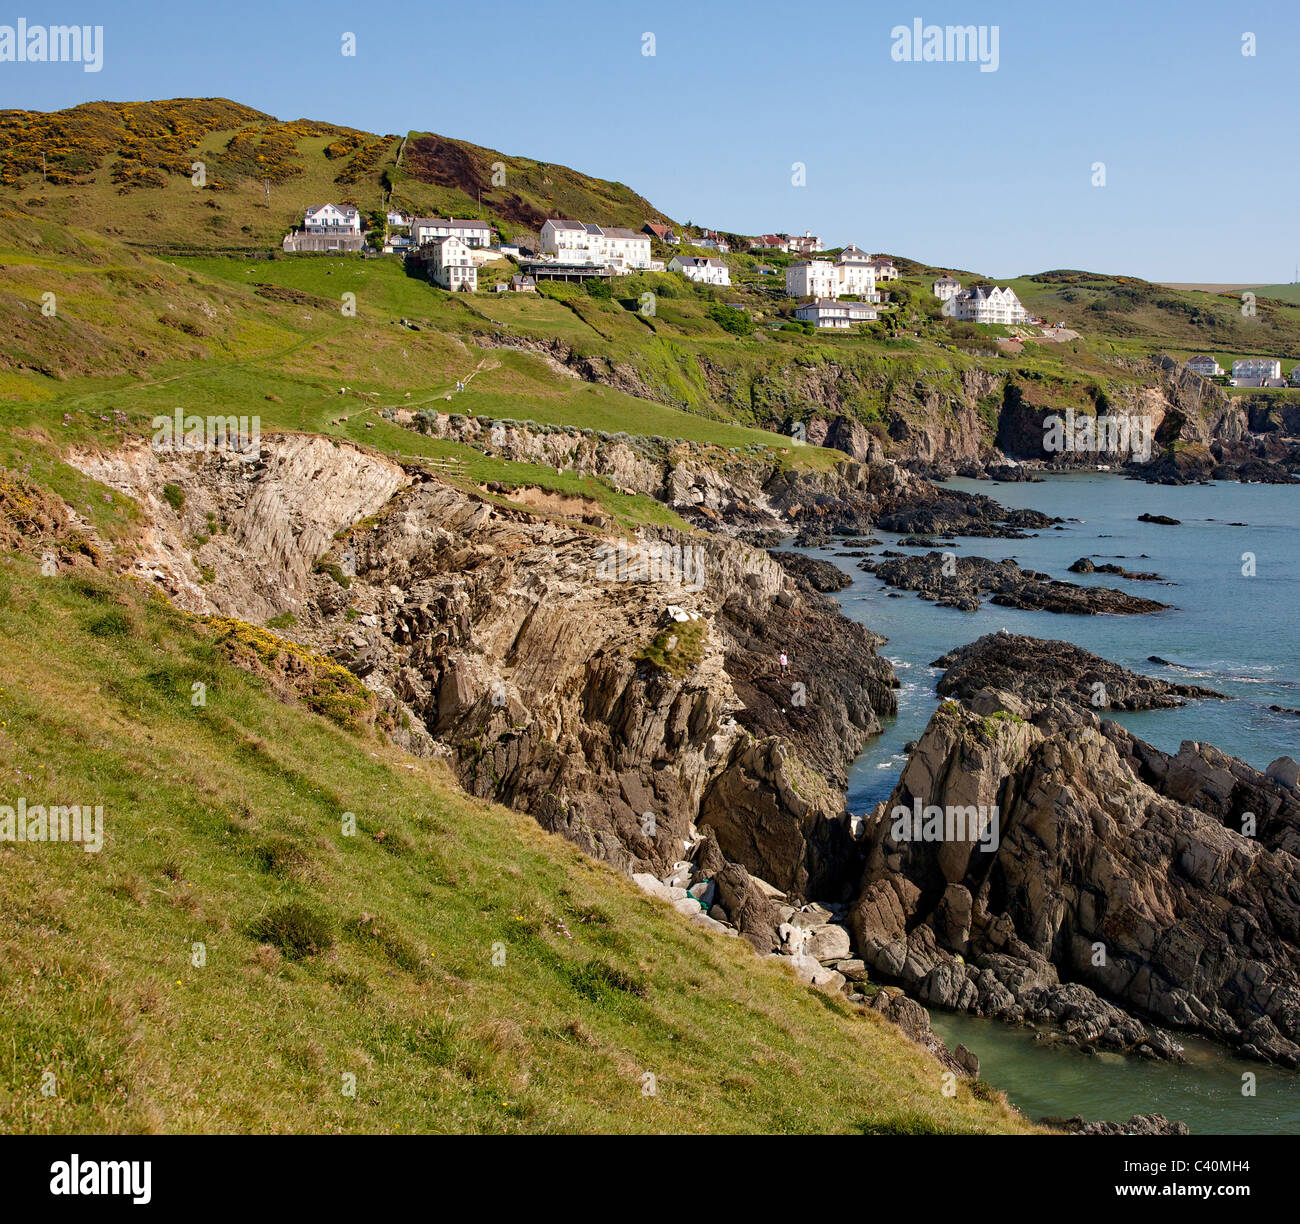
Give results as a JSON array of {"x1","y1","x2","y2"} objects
[
  {"x1": 932, "y1": 633, "x2": 1226, "y2": 712},
  {"x1": 73, "y1": 436, "x2": 897, "y2": 936},
  {"x1": 849, "y1": 682, "x2": 1300, "y2": 1066},
  {"x1": 866, "y1": 552, "x2": 1171, "y2": 614}
]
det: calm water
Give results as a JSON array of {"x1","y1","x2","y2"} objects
[{"x1": 809, "y1": 471, "x2": 1300, "y2": 1133}]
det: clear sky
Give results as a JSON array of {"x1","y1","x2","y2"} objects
[{"x1": 2, "y1": 0, "x2": 1297, "y2": 282}]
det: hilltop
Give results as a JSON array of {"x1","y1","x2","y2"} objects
[{"x1": 0, "y1": 98, "x2": 675, "y2": 253}]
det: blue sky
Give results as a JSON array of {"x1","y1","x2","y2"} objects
[{"x1": 2, "y1": 0, "x2": 1297, "y2": 281}]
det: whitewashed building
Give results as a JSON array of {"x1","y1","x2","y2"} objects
[
  {"x1": 867, "y1": 256, "x2": 899, "y2": 281},
  {"x1": 788, "y1": 231, "x2": 823, "y2": 255},
  {"x1": 795, "y1": 299, "x2": 878, "y2": 329},
  {"x1": 540, "y1": 219, "x2": 653, "y2": 272},
  {"x1": 304, "y1": 203, "x2": 362, "y2": 235},
  {"x1": 410, "y1": 217, "x2": 494, "y2": 248},
  {"x1": 386, "y1": 210, "x2": 410, "y2": 228},
  {"x1": 1231, "y1": 358, "x2": 1282, "y2": 382},
  {"x1": 950, "y1": 285, "x2": 1028, "y2": 325},
  {"x1": 786, "y1": 252, "x2": 878, "y2": 301},
  {"x1": 932, "y1": 275, "x2": 962, "y2": 301},
  {"x1": 669, "y1": 255, "x2": 731, "y2": 287},
  {"x1": 426, "y1": 236, "x2": 478, "y2": 291},
  {"x1": 1185, "y1": 355, "x2": 1224, "y2": 377}
]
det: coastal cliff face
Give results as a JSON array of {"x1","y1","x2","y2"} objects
[
  {"x1": 71, "y1": 435, "x2": 896, "y2": 919},
  {"x1": 850, "y1": 637, "x2": 1300, "y2": 1067},
  {"x1": 71, "y1": 435, "x2": 1300, "y2": 1072},
  {"x1": 471, "y1": 330, "x2": 1298, "y2": 482}
]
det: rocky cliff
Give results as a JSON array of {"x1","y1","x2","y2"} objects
[
  {"x1": 849, "y1": 638, "x2": 1300, "y2": 1066},
  {"x1": 72, "y1": 433, "x2": 897, "y2": 931}
]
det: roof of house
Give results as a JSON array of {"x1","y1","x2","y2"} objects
[
  {"x1": 604, "y1": 227, "x2": 646, "y2": 240},
  {"x1": 544, "y1": 219, "x2": 587, "y2": 231},
  {"x1": 799, "y1": 298, "x2": 874, "y2": 310},
  {"x1": 934, "y1": 274, "x2": 961, "y2": 283},
  {"x1": 410, "y1": 216, "x2": 491, "y2": 230},
  {"x1": 306, "y1": 203, "x2": 358, "y2": 216},
  {"x1": 643, "y1": 222, "x2": 675, "y2": 238},
  {"x1": 673, "y1": 256, "x2": 725, "y2": 268}
]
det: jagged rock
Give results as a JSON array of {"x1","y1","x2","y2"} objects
[
  {"x1": 803, "y1": 923, "x2": 852, "y2": 962},
  {"x1": 1067, "y1": 557, "x2": 1164, "y2": 581},
  {"x1": 869, "y1": 987, "x2": 976, "y2": 1078},
  {"x1": 850, "y1": 689, "x2": 1300, "y2": 1067},
  {"x1": 768, "y1": 551, "x2": 852, "y2": 593},
  {"x1": 933, "y1": 633, "x2": 1225, "y2": 713},
  {"x1": 874, "y1": 552, "x2": 1170, "y2": 614},
  {"x1": 1069, "y1": 1113, "x2": 1189, "y2": 1136}
]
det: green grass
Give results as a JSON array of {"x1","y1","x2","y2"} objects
[{"x1": 0, "y1": 555, "x2": 1033, "y2": 1135}]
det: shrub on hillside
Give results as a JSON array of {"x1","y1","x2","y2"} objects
[{"x1": 250, "y1": 903, "x2": 333, "y2": 959}]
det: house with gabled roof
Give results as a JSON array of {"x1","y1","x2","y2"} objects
[
  {"x1": 410, "y1": 217, "x2": 493, "y2": 248},
  {"x1": 643, "y1": 222, "x2": 679, "y2": 244},
  {"x1": 795, "y1": 299, "x2": 878, "y2": 329},
  {"x1": 950, "y1": 285, "x2": 1027, "y2": 324},
  {"x1": 283, "y1": 203, "x2": 366, "y2": 252},
  {"x1": 932, "y1": 274, "x2": 962, "y2": 300},
  {"x1": 539, "y1": 218, "x2": 653, "y2": 272},
  {"x1": 1185, "y1": 354, "x2": 1224, "y2": 377},
  {"x1": 669, "y1": 255, "x2": 731, "y2": 287}
]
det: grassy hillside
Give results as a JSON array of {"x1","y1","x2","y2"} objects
[
  {"x1": 0, "y1": 99, "x2": 677, "y2": 254},
  {"x1": 0, "y1": 207, "x2": 853, "y2": 535},
  {"x1": 395, "y1": 132, "x2": 673, "y2": 241},
  {"x1": 0, "y1": 544, "x2": 1031, "y2": 1135}
]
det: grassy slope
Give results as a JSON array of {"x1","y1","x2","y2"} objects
[
  {"x1": 0, "y1": 100, "x2": 677, "y2": 252},
  {"x1": 0, "y1": 554, "x2": 1031, "y2": 1135},
  {"x1": 0, "y1": 211, "x2": 850, "y2": 534}
]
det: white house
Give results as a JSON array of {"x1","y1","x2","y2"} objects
[
  {"x1": 304, "y1": 203, "x2": 362, "y2": 235},
  {"x1": 539, "y1": 219, "x2": 653, "y2": 272},
  {"x1": 410, "y1": 217, "x2": 494, "y2": 248},
  {"x1": 751, "y1": 234, "x2": 789, "y2": 252},
  {"x1": 1291, "y1": 364, "x2": 1300, "y2": 386},
  {"x1": 932, "y1": 275, "x2": 962, "y2": 300},
  {"x1": 386, "y1": 210, "x2": 410, "y2": 228},
  {"x1": 867, "y1": 256, "x2": 899, "y2": 281},
  {"x1": 1186, "y1": 354, "x2": 1224, "y2": 377},
  {"x1": 669, "y1": 255, "x2": 731, "y2": 287},
  {"x1": 426, "y1": 236, "x2": 477, "y2": 291},
  {"x1": 950, "y1": 285, "x2": 1028, "y2": 325},
  {"x1": 795, "y1": 299, "x2": 878, "y2": 329},
  {"x1": 1231, "y1": 358, "x2": 1282, "y2": 382},
  {"x1": 788, "y1": 231, "x2": 823, "y2": 255},
  {"x1": 692, "y1": 230, "x2": 730, "y2": 253},
  {"x1": 786, "y1": 253, "x2": 878, "y2": 301}
]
